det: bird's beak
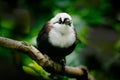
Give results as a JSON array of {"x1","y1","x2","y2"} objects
[
  {"x1": 53, "y1": 18, "x2": 71, "y2": 26},
  {"x1": 64, "y1": 19, "x2": 71, "y2": 26}
]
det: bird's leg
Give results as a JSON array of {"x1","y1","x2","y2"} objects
[
  {"x1": 59, "y1": 57, "x2": 66, "y2": 72},
  {"x1": 61, "y1": 57, "x2": 66, "y2": 66},
  {"x1": 48, "y1": 57, "x2": 66, "y2": 79},
  {"x1": 50, "y1": 56, "x2": 66, "y2": 72}
]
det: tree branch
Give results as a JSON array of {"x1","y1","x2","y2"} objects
[{"x1": 0, "y1": 36, "x2": 94, "y2": 80}]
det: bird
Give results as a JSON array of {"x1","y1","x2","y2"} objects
[{"x1": 36, "y1": 13, "x2": 77, "y2": 66}]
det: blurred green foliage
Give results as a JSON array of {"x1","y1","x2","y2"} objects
[{"x1": 0, "y1": 0, "x2": 120, "y2": 80}]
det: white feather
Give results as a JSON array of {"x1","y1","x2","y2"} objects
[
  {"x1": 48, "y1": 13, "x2": 76, "y2": 48},
  {"x1": 50, "y1": 13, "x2": 72, "y2": 24}
]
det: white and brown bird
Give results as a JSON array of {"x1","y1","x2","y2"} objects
[{"x1": 37, "y1": 13, "x2": 77, "y2": 65}]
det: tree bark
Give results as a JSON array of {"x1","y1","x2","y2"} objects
[{"x1": 0, "y1": 37, "x2": 94, "y2": 80}]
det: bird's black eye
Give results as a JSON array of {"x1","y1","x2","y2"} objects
[{"x1": 59, "y1": 17, "x2": 62, "y2": 24}]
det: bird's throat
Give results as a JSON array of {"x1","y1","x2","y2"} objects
[
  {"x1": 48, "y1": 27, "x2": 76, "y2": 48},
  {"x1": 59, "y1": 25, "x2": 70, "y2": 35}
]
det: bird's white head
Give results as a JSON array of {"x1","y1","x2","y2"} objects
[
  {"x1": 50, "y1": 13, "x2": 73, "y2": 26},
  {"x1": 50, "y1": 13, "x2": 74, "y2": 34},
  {"x1": 48, "y1": 13, "x2": 76, "y2": 48}
]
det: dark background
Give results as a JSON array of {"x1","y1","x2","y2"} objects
[{"x1": 0, "y1": 0, "x2": 120, "y2": 80}]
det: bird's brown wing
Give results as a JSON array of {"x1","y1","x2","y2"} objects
[{"x1": 36, "y1": 21, "x2": 52, "y2": 45}]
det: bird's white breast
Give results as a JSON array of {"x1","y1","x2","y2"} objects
[{"x1": 48, "y1": 26, "x2": 76, "y2": 48}]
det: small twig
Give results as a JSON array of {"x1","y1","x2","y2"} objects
[{"x1": 0, "y1": 36, "x2": 95, "y2": 80}]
